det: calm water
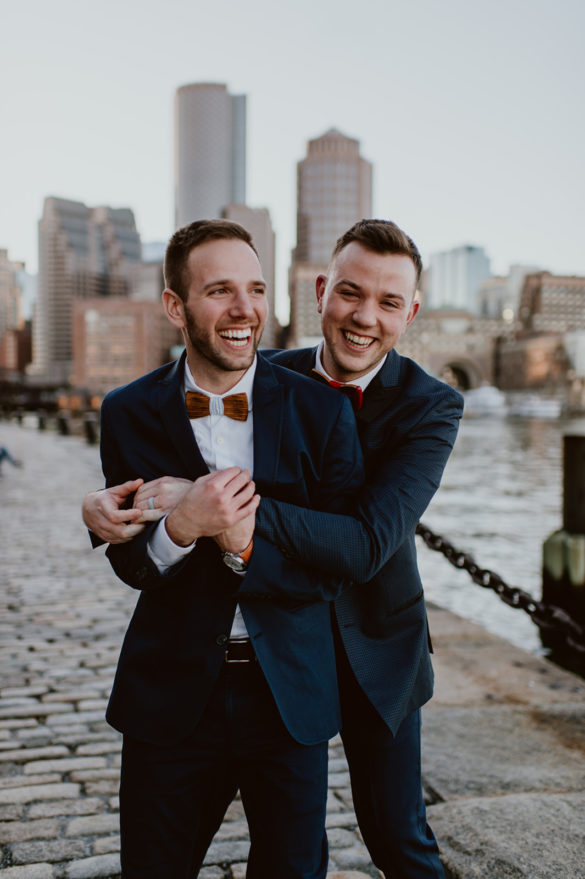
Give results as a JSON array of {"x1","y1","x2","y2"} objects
[{"x1": 418, "y1": 414, "x2": 585, "y2": 654}]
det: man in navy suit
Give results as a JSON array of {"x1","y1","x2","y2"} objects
[
  {"x1": 85, "y1": 219, "x2": 463, "y2": 877},
  {"x1": 97, "y1": 219, "x2": 364, "y2": 878}
]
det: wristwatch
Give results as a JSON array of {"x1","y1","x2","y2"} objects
[{"x1": 221, "y1": 539, "x2": 254, "y2": 573}]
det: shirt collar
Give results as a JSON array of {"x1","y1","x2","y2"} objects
[
  {"x1": 315, "y1": 341, "x2": 386, "y2": 392},
  {"x1": 184, "y1": 355, "x2": 256, "y2": 411}
]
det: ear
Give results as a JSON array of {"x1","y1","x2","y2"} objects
[
  {"x1": 316, "y1": 275, "x2": 327, "y2": 314},
  {"x1": 405, "y1": 298, "x2": 420, "y2": 328},
  {"x1": 162, "y1": 288, "x2": 186, "y2": 329}
]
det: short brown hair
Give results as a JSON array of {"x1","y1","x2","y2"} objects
[
  {"x1": 164, "y1": 219, "x2": 258, "y2": 301},
  {"x1": 331, "y1": 219, "x2": 423, "y2": 284}
]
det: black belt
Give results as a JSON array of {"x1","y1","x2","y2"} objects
[{"x1": 225, "y1": 639, "x2": 256, "y2": 663}]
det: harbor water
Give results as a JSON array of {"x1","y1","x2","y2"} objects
[{"x1": 419, "y1": 413, "x2": 585, "y2": 655}]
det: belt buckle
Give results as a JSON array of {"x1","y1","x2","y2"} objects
[{"x1": 224, "y1": 640, "x2": 254, "y2": 663}]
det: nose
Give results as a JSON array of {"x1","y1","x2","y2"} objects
[
  {"x1": 229, "y1": 288, "x2": 255, "y2": 319},
  {"x1": 351, "y1": 299, "x2": 377, "y2": 328}
]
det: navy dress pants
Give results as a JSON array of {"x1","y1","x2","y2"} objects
[
  {"x1": 119, "y1": 660, "x2": 329, "y2": 879},
  {"x1": 335, "y1": 637, "x2": 445, "y2": 879}
]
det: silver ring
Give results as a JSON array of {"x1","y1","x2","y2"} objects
[{"x1": 148, "y1": 496, "x2": 155, "y2": 510}]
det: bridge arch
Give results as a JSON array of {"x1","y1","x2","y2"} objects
[{"x1": 438, "y1": 357, "x2": 485, "y2": 390}]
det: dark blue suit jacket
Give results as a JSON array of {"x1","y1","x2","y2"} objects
[
  {"x1": 256, "y1": 347, "x2": 464, "y2": 735},
  {"x1": 100, "y1": 351, "x2": 364, "y2": 746}
]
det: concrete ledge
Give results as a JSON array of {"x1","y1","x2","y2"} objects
[{"x1": 424, "y1": 604, "x2": 585, "y2": 879}]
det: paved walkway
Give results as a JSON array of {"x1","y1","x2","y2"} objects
[
  {"x1": 2, "y1": 419, "x2": 585, "y2": 879},
  {"x1": 0, "y1": 421, "x2": 379, "y2": 878}
]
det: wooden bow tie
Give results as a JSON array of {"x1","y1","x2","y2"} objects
[
  {"x1": 185, "y1": 391, "x2": 248, "y2": 421},
  {"x1": 311, "y1": 369, "x2": 364, "y2": 412}
]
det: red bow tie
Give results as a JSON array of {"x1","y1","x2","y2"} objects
[
  {"x1": 311, "y1": 369, "x2": 363, "y2": 412},
  {"x1": 185, "y1": 391, "x2": 248, "y2": 421}
]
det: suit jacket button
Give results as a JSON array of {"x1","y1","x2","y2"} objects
[{"x1": 216, "y1": 634, "x2": 228, "y2": 646}]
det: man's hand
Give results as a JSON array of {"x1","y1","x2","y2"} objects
[
  {"x1": 214, "y1": 510, "x2": 256, "y2": 554},
  {"x1": 134, "y1": 477, "x2": 192, "y2": 521},
  {"x1": 82, "y1": 479, "x2": 147, "y2": 544},
  {"x1": 165, "y1": 468, "x2": 260, "y2": 547}
]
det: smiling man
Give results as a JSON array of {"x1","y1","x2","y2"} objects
[{"x1": 97, "y1": 219, "x2": 364, "y2": 879}]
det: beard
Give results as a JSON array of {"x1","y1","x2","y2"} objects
[{"x1": 183, "y1": 302, "x2": 263, "y2": 373}]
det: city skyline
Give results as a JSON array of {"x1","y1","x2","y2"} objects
[{"x1": 2, "y1": 0, "x2": 583, "y2": 323}]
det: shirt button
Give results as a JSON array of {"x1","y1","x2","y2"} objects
[
  {"x1": 216, "y1": 634, "x2": 228, "y2": 646},
  {"x1": 216, "y1": 436, "x2": 224, "y2": 445}
]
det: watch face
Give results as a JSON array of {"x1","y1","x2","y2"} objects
[{"x1": 222, "y1": 553, "x2": 247, "y2": 573}]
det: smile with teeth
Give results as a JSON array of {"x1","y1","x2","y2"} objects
[
  {"x1": 219, "y1": 328, "x2": 252, "y2": 348},
  {"x1": 343, "y1": 330, "x2": 374, "y2": 349}
]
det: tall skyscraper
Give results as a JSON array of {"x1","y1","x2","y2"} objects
[
  {"x1": 0, "y1": 249, "x2": 24, "y2": 340},
  {"x1": 0, "y1": 249, "x2": 32, "y2": 375},
  {"x1": 29, "y1": 197, "x2": 141, "y2": 383},
  {"x1": 174, "y1": 83, "x2": 246, "y2": 229},
  {"x1": 289, "y1": 129, "x2": 372, "y2": 346},
  {"x1": 223, "y1": 204, "x2": 278, "y2": 347},
  {"x1": 428, "y1": 245, "x2": 491, "y2": 314}
]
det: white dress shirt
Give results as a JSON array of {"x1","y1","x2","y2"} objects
[{"x1": 148, "y1": 357, "x2": 257, "y2": 639}]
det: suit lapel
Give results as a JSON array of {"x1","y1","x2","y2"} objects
[
  {"x1": 252, "y1": 354, "x2": 284, "y2": 484},
  {"x1": 157, "y1": 352, "x2": 209, "y2": 479},
  {"x1": 356, "y1": 350, "x2": 402, "y2": 425}
]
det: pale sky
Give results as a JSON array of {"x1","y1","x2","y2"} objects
[{"x1": 2, "y1": 0, "x2": 583, "y2": 320}]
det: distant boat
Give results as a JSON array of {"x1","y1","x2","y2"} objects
[
  {"x1": 463, "y1": 385, "x2": 508, "y2": 416},
  {"x1": 508, "y1": 394, "x2": 562, "y2": 419}
]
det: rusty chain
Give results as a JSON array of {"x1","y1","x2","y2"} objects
[{"x1": 415, "y1": 522, "x2": 585, "y2": 656}]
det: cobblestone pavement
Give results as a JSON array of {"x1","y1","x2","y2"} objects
[{"x1": 0, "y1": 420, "x2": 380, "y2": 879}]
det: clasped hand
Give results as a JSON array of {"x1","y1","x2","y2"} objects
[{"x1": 83, "y1": 469, "x2": 259, "y2": 552}]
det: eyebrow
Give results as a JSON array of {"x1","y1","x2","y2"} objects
[
  {"x1": 334, "y1": 278, "x2": 406, "y2": 302},
  {"x1": 202, "y1": 278, "x2": 266, "y2": 291}
]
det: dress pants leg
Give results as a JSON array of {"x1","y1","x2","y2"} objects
[
  {"x1": 336, "y1": 644, "x2": 445, "y2": 879},
  {"x1": 119, "y1": 660, "x2": 329, "y2": 879}
]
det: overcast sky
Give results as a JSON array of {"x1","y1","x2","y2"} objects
[{"x1": 2, "y1": 0, "x2": 583, "y2": 319}]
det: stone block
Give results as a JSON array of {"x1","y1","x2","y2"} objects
[
  {"x1": 64, "y1": 853, "x2": 121, "y2": 878},
  {"x1": 328, "y1": 839, "x2": 372, "y2": 870},
  {"x1": 423, "y1": 705, "x2": 585, "y2": 799},
  {"x1": 69, "y1": 770, "x2": 118, "y2": 783},
  {"x1": 0, "y1": 746, "x2": 69, "y2": 764},
  {"x1": 327, "y1": 873, "x2": 378, "y2": 879},
  {"x1": 92, "y1": 835, "x2": 120, "y2": 855},
  {"x1": 0, "y1": 865, "x2": 54, "y2": 878},
  {"x1": 24, "y1": 757, "x2": 106, "y2": 775},
  {"x1": 0, "y1": 818, "x2": 59, "y2": 842},
  {"x1": 66, "y1": 813, "x2": 119, "y2": 836},
  {"x1": 0, "y1": 783, "x2": 79, "y2": 805},
  {"x1": 0, "y1": 775, "x2": 61, "y2": 790},
  {"x1": 28, "y1": 798, "x2": 104, "y2": 819},
  {"x1": 75, "y1": 742, "x2": 120, "y2": 757},
  {"x1": 83, "y1": 780, "x2": 119, "y2": 796},
  {"x1": 327, "y1": 827, "x2": 360, "y2": 848},
  {"x1": 11, "y1": 837, "x2": 86, "y2": 864},
  {"x1": 203, "y1": 839, "x2": 250, "y2": 864},
  {"x1": 0, "y1": 803, "x2": 24, "y2": 820},
  {"x1": 429, "y1": 791, "x2": 585, "y2": 879}
]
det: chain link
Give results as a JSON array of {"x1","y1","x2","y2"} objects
[{"x1": 415, "y1": 522, "x2": 585, "y2": 656}]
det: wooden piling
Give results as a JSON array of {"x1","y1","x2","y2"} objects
[{"x1": 541, "y1": 434, "x2": 585, "y2": 666}]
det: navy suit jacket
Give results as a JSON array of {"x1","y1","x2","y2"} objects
[
  {"x1": 100, "y1": 351, "x2": 364, "y2": 746},
  {"x1": 256, "y1": 347, "x2": 464, "y2": 735}
]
